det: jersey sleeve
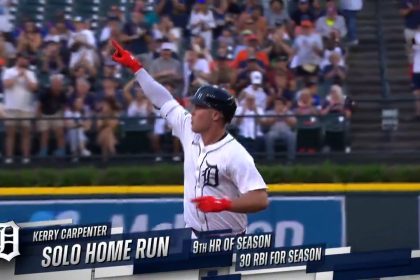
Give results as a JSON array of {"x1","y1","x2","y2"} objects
[
  {"x1": 160, "y1": 99, "x2": 193, "y2": 145},
  {"x1": 229, "y1": 150, "x2": 267, "y2": 194}
]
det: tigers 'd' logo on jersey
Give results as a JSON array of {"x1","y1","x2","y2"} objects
[
  {"x1": 202, "y1": 161, "x2": 219, "y2": 187},
  {"x1": 0, "y1": 221, "x2": 20, "y2": 262}
]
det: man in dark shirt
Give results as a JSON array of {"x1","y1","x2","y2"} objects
[
  {"x1": 38, "y1": 74, "x2": 67, "y2": 157},
  {"x1": 291, "y1": 0, "x2": 316, "y2": 27},
  {"x1": 123, "y1": 11, "x2": 151, "y2": 55}
]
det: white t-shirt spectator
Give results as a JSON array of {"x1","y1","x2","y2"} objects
[
  {"x1": 241, "y1": 85, "x2": 268, "y2": 110},
  {"x1": 127, "y1": 101, "x2": 149, "y2": 125},
  {"x1": 2, "y1": 67, "x2": 37, "y2": 112},
  {"x1": 320, "y1": 47, "x2": 346, "y2": 70},
  {"x1": 68, "y1": 29, "x2": 97, "y2": 68},
  {"x1": 291, "y1": 33, "x2": 323, "y2": 68},
  {"x1": 235, "y1": 106, "x2": 264, "y2": 139},
  {"x1": 188, "y1": 10, "x2": 216, "y2": 50}
]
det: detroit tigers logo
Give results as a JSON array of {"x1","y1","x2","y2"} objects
[
  {"x1": 202, "y1": 161, "x2": 219, "y2": 187},
  {"x1": 0, "y1": 221, "x2": 20, "y2": 262}
]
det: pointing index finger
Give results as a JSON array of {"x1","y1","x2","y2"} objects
[{"x1": 111, "y1": 39, "x2": 124, "y2": 53}]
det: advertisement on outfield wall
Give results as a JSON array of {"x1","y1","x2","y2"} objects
[{"x1": 0, "y1": 197, "x2": 345, "y2": 248}]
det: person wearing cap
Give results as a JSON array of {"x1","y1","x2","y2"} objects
[
  {"x1": 232, "y1": 34, "x2": 269, "y2": 69},
  {"x1": 290, "y1": 19, "x2": 323, "y2": 79},
  {"x1": 234, "y1": 92, "x2": 265, "y2": 154},
  {"x1": 315, "y1": 6, "x2": 347, "y2": 39},
  {"x1": 2, "y1": 52, "x2": 38, "y2": 164},
  {"x1": 111, "y1": 40, "x2": 268, "y2": 237},
  {"x1": 149, "y1": 42, "x2": 183, "y2": 94},
  {"x1": 68, "y1": 16, "x2": 97, "y2": 70},
  {"x1": 240, "y1": 71, "x2": 269, "y2": 110}
]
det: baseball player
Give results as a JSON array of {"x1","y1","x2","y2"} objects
[{"x1": 111, "y1": 40, "x2": 268, "y2": 237}]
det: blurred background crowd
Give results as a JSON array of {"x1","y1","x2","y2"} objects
[{"x1": 0, "y1": 0, "x2": 363, "y2": 164}]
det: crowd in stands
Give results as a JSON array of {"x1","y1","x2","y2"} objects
[{"x1": 0, "y1": 0, "x2": 362, "y2": 164}]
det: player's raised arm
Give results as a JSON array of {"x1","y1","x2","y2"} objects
[{"x1": 111, "y1": 40, "x2": 174, "y2": 109}]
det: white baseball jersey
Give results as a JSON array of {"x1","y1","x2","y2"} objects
[{"x1": 160, "y1": 99, "x2": 267, "y2": 234}]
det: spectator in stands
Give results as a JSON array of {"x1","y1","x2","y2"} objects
[
  {"x1": 40, "y1": 41, "x2": 65, "y2": 75},
  {"x1": 37, "y1": 74, "x2": 67, "y2": 158},
  {"x1": 321, "y1": 85, "x2": 352, "y2": 118},
  {"x1": 188, "y1": 0, "x2": 216, "y2": 50},
  {"x1": 266, "y1": 0, "x2": 290, "y2": 28},
  {"x1": 234, "y1": 92, "x2": 265, "y2": 154},
  {"x1": 340, "y1": 0, "x2": 363, "y2": 45},
  {"x1": 233, "y1": 34, "x2": 269, "y2": 69},
  {"x1": 400, "y1": 0, "x2": 420, "y2": 61},
  {"x1": 290, "y1": 20, "x2": 323, "y2": 80},
  {"x1": 240, "y1": 71, "x2": 269, "y2": 110},
  {"x1": 321, "y1": 52, "x2": 347, "y2": 86},
  {"x1": 2, "y1": 52, "x2": 38, "y2": 164},
  {"x1": 99, "y1": 16, "x2": 125, "y2": 47},
  {"x1": 294, "y1": 88, "x2": 320, "y2": 152},
  {"x1": 211, "y1": 53, "x2": 235, "y2": 88},
  {"x1": 96, "y1": 78, "x2": 124, "y2": 110},
  {"x1": 16, "y1": 19, "x2": 42, "y2": 61},
  {"x1": 68, "y1": 16, "x2": 97, "y2": 71},
  {"x1": 212, "y1": 0, "x2": 229, "y2": 39},
  {"x1": 267, "y1": 56, "x2": 296, "y2": 108},
  {"x1": 294, "y1": 88, "x2": 319, "y2": 115},
  {"x1": 68, "y1": 78, "x2": 96, "y2": 116},
  {"x1": 125, "y1": 80, "x2": 153, "y2": 125},
  {"x1": 70, "y1": 62, "x2": 97, "y2": 88},
  {"x1": 96, "y1": 97, "x2": 120, "y2": 162},
  {"x1": 315, "y1": 6, "x2": 347, "y2": 40},
  {"x1": 320, "y1": 34, "x2": 346, "y2": 71},
  {"x1": 149, "y1": 42, "x2": 183, "y2": 97},
  {"x1": 0, "y1": 32, "x2": 16, "y2": 65},
  {"x1": 156, "y1": 0, "x2": 189, "y2": 28},
  {"x1": 412, "y1": 31, "x2": 420, "y2": 119},
  {"x1": 297, "y1": 79, "x2": 321, "y2": 107},
  {"x1": 122, "y1": 11, "x2": 151, "y2": 55},
  {"x1": 182, "y1": 49, "x2": 211, "y2": 97},
  {"x1": 264, "y1": 97, "x2": 297, "y2": 162},
  {"x1": 217, "y1": 28, "x2": 236, "y2": 49},
  {"x1": 102, "y1": 59, "x2": 122, "y2": 85},
  {"x1": 321, "y1": 84, "x2": 352, "y2": 152},
  {"x1": 64, "y1": 97, "x2": 92, "y2": 161},
  {"x1": 290, "y1": 0, "x2": 316, "y2": 31},
  {"x1": 234, "y1": 55, "x2": 266, "y2": 93},
  {"x1": 152, "y1": 15, "x2": 181, "y2": 51},
  {"x1": 265, "y1": 23, "x2": 293, "y2": 61},
  {"x1": 0, "y1": 0, "x2": 13, "y2": 33},
  {"x1": 246, "y1": 5, "x2": 268, "y2": 42}
]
